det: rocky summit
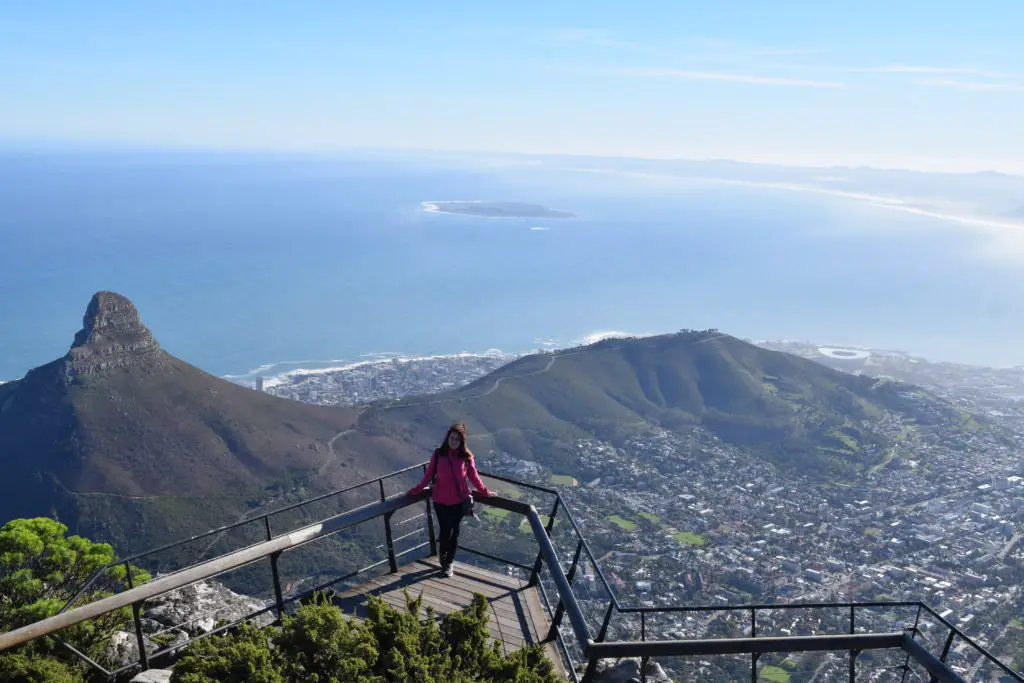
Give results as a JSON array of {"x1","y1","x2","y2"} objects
[
  {"x1": 0, "y1": 291, "x2": 416, "y2": 556},
  {"x1": 64, "y1": 291, "x2": 163, "y2": 380}
]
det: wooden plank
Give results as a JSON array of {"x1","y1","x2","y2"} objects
[
  {"x1": 390, "y1": 567, "x2": 513, "y2": 600},
  {"x1": 393, "y1": 577, "x2": 527, "y2": 623},
  {"x1": 328, "y1": 560, "x2": 567, "y2": 673},
  {"x1": 339, "y1": 598, "x2": 520, "y2": 651},
  {"x1": 349, "y1": 579, "x2": 530, "y2": 646},
  {"x1": 371, "y1": 594, "x2": 525, "y2": 649},
  {"x1": 412, "y1": 559, "x2": 524, "y2": 591}
]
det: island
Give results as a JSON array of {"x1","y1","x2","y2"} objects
[{"x1": 422, "y1": 201, "x2": 576, "y2": 219}]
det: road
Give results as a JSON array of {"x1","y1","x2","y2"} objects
[{"x1": 317, "y1": 427, "x2": 356, "y2": 477}]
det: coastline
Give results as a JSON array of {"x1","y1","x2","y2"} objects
[{"x1": 221, "y1": 330, "x2": 648, "y2": 390}]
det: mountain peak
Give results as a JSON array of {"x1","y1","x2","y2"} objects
[{"x1": 66, "y1": 291, "x2": 161, "y2": 377}]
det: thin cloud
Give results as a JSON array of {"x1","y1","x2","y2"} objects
[
  {"x1": 850, "y1": 65, "x2": 1020, "y2": 78},
  {"x1": 548, "y1": 28, "x2": 635, "y2": 48},
  {"x1": 920, "y1": 79, "x2": 1024, "y2": 92},
  {"x1": 751, "y1": 48, "x2": 819, "y2": 56},
  {"x1": 611, "y1": 67, "x2": 846, "y2": 88}
]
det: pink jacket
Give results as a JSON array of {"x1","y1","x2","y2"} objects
[{"x1": 408, "y1": 450, "x2": 492, "y2": 505}]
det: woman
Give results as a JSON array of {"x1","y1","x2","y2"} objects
[{"x1": 408, "y1": 423, "x2": 493, "y2": 577}]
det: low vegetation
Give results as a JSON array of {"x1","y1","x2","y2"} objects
[
  {"x1": 759, "y1": 664, "x2": 791, "y2": 682},
  {"x1": 0, "y1": 520, "x2": 557, "y2": 683},
  {"x1": 673, "y1": 531, "x2": 706, "y2": 546},
  {"x1": 171, "y1": 592, "x2": 558, "y2": 683},
  {"x1": 606, "y1": 515, "x2": 637, "y2": 531}
]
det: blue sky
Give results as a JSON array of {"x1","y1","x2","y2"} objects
[{"x1": 2, "y1": 1, "x2": 1022, "y2": 172}]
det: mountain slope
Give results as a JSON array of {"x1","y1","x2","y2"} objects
[
  {"x1": 366, "y1": 331, "x2": 960, "y2": 475},
  {"x1": 0, "y1": 292, "x2": 413, "y2": 551}
]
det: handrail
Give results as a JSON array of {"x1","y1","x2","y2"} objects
[
  {"x1": 616, "y1": 600, "x2": 922, "y2": 613},
  {"x1": 523, "y1": 503, "x2": 593, "y2": 651},
  {"x1": 0, "y1": 491, "x2": 421, "y2": 652},
  {"x1": 58, "y1": 463, "x2": 429, "y2": 615},
  {"x1": 1, "y1": 465, "x2": 1018, "y2": 683},
  {"x1": 588, "y1": 631, "x2": 907, "y2": 658},
  {"x1": 901, "y1": 634, "x2": 968, "y2": 683}
]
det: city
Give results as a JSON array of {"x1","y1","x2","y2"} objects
[{"x1": 242, "y1": 342, "x2": 1024, "y2": 680}]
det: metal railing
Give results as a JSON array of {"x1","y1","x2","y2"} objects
[{"x1": 0, "y1": 466, "x2": 1020, "y2": 683}]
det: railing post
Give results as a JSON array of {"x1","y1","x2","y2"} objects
[
  {"x1": 422, "y1": 464, "x2": 437, "y2": 557},
  {"x1": 848, "y1": 606, "x2": 858, "y2": 682},
  {"x1": 900, "y1": 604, "x2": 923, "y2": 683},
  {"x1": 596, "y1": 601, "x2": 615, "y2": 642},
  {"x1": 379, "y1": 481, "x2": 399, "y2": 573},
  {"x1": 124, "y1": 563, "x2": 149, "y2": 672},
  {"x1": 264, "y1": 517, "x2": 286, "y2": 620},
  {"x1": 528, "y1": 497, "x2": 561, "y2": 587},
  {"x1": 751, "y1": 608, "x2": 758, "y2": 682},
  {"x1": 545, "y1": 540, "x2": 584, "y2": 642},
  {"x1": 930, "y1": 629, "x2": 957, "y2": 683},
  {"x1": 583, "y1": 604, "x2": 615, "y2": 682},
  {"x1": 640, "y1": 612, "x2": 647, "y2": 683}
]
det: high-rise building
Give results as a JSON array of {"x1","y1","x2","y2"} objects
[{"x1": 255, "y1": 376, "x2": 265, "y2": 392}]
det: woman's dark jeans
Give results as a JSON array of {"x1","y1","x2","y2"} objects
[{"x1": 433, "y1": 502, "x2": 465, "y2": 566}]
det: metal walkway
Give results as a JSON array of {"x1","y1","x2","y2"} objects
[
  {"x1": 0, "y1": 463, "x2": 1020, "y2": 683},
  {"x1": 334, "y1": 557, "x2": 565, "y2": 675}
]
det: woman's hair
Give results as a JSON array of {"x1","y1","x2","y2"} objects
[{"x1": 439, "y1": 422, "x2": 473, "y2": 461}]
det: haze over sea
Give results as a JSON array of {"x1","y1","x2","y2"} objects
[{"x1": 2, "y1": 149, "x2": 1024, "y2": 383}]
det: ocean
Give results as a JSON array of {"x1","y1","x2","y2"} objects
[{"x1": 2, "y1": 149, "x2": 1023, "y2": 383}]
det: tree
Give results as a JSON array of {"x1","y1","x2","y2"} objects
[
  {"x1": 0, "y1": 518, "x2": 151, "y2": 669},
  {"x1": 172, "y1": 591, "x2": 560, "y2": 683}
]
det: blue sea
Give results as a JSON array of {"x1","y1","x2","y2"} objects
[{"x1": 2, "y1": 149, "x2": 1024, "y2": 383}]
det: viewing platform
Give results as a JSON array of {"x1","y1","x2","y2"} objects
[
  {"x1": 0, "y1": 463, "x2": 1021, "y2": 682},
  {"x1": 334, "y1": 557, "x2": 564, "y2": 673}
]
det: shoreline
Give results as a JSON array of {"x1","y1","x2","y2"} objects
[{"x1": 221, "y1": 330, "x2": 648, "y2": 389}]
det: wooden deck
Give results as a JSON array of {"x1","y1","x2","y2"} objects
[{"x1": 333, "y1": 558, "x2": 565, "y2": 675}]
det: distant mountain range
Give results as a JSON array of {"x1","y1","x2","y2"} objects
[{"x1": 0, "y1": 293, "x2": 970, "y2": 559}]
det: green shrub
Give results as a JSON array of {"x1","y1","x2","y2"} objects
[
  {"x1": 172, "y1": 590, "x2": 559, "y2": 683},
  {"x1": 170, "y1": 622, "x2": 286, "y2": 683},
  {"x1": 0, "y1": 652, "x2": 85, "y2": 683}
]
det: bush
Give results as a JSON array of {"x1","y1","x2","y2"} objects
[
  {"x1": 170, "y1": 622, "x2": 285, "y2": 683},
  {"x1": 172, "y1": 590, "x2": 559, "y2": 683},
  {"x1": 0, "y1": 652, "x2": 85, "y2": 683},
  {"x1": 0, "y1": 517, "x2": 151, "y2": 671}
]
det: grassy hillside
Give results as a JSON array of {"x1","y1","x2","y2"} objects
[{"x1": 367, "y1": 331, "x2": 959, "y2": 475}]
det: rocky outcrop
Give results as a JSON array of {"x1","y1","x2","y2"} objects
[
  {"x1": 63, "y1": 291, "x2": 163, "y2": 380},
  {"x1": 592, "y1": 657, "x2": 672, "y2": 683},
  {"x1": 130, "y1": 671, "x2": 173, "y2": 683},
  {"x1": 105, "y1": 579, "x2": 274, "y2": 667},
  {"x1": 145, "y1": 579, "x2": 274, "y2": 635}
]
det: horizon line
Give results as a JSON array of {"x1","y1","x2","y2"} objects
[{"x1": 1, "y1": 137, "x2": 1022, "y2": 178}]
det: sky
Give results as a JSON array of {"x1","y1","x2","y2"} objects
[{"x1": 1, "y1": 1, "x2": 1022, "y2": 173}]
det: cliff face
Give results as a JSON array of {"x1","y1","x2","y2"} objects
[{"x1": 64, "y1": 291, "x2": 163, "y2": 380}]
